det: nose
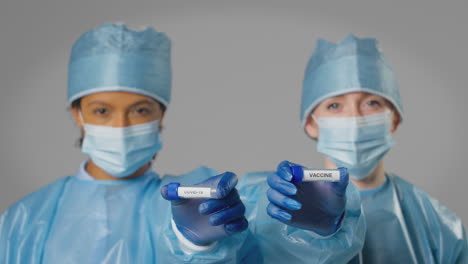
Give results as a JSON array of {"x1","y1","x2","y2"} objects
[
  {"x1": 112, "y1": 113, "x2": 130, "y2": 127},
  {"x1": 348, "y1": 102, "x2": 364, "y2": 117}
]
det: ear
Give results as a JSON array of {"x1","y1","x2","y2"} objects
[
  {"x1": 71, "y1": 106, "x2": 83, "y2": 128},
  {"x1": 305, "y1": 114, "x2": 319, "y2": 138},
  {"x1": 390, "y1": 112, "x2": 401, "y2": 133}
]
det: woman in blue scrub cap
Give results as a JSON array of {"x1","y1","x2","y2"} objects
[
  {"x1": 264, "y1": 34, "x2": 467, "y2": 263},
  {"x1": 0, "y1": 23, "x2": 251, "y2": 263}
]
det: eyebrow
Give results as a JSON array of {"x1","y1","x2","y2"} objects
[
  {"x1": 129, "y1": 100, "x2": 158, "y2": 108},
  {"x1": 363, "y1": 94, "x2": 384, "y2": 100},
  {"x1": 324, "y1": 95, "x2": 345, "y2": 101},
  {"x1": 86, "y1": 101, "x2": 112, "y2": 107},
  {"x1": 86, "y1": 99, "x2": 157, "y2": 108}
]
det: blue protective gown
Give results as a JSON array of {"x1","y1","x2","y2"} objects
[
  {"x1": 348, "y1": 174, "x2": 468, "y2": 263},
  {"x1": 238, "y1": 171, "x2": 366, "y2": 264},
  {"x1": 0, "y1": 164, "x2": 253, "y2": 263}
]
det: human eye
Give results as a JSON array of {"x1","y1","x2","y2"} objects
[
  {"x1": 93, "y1": 107, "x2": 109, "y2": 116},
  {"x1": 327, "y1": 103, "x2": 340, "y2": 110},
  {"x1": 362, "y1": 97, "x2": 387, "y2": 114},
  {"x1": 367, "y1": 100, "x2": 381, "y2": 107},
  {"x1": 365, "y1": 98, "x2": 385, "y2": 110},
  {"x1": 134, "y1": 107, "x2": 151, "y2": 116}
]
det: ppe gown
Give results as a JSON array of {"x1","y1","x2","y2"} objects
[
  {"x1": 0, "y1": 165, "x2": 253, "y2": 263},
  {"x1": 238, "y1": 171, "x2": 366, "y2": 264},
  {"x1": 349, "y1": 174, "x2": 467, "y2": 263}
]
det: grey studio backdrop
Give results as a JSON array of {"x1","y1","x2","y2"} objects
[{"x1": 1, "y1": 0, "x2": 467, "y2": 226}]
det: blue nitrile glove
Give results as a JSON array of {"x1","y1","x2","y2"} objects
[
  {"x1": 266, "y1": 160, "x2": 348, "y2": 236},
  {"x1": 161, "y1": 172, "x2": 248, "y2": 246}
]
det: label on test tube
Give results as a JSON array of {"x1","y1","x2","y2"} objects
[
  {"x1": 302, "y1": 169, "x2": 340, "y2": 182},
  {"x1": 167, "y1": 183, "x2": 216, "y2": 200},
  {"x1": 177, "y1": 186, "x2": 213, "y2": 198},
  {"x1": 291, "y1": 166, "x2": 345, "y2": 183}
]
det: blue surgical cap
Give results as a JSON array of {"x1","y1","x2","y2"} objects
[
  {"x1": 67, "y1": 23, "x2": 172, "y2": 107},
  {"x1": 300, "y1": 34, "x2": 403, "y2": 127}
]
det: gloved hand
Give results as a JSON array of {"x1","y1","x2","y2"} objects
[
  {"x1": 267, "y1": 160, "x2": 348, "y2": 236},
  {"x1": 161, "y1": 172, "x2": 248, "y2": 246}
]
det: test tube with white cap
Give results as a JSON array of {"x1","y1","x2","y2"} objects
[
  {"x1": 290, "y1": 166, "x2": 347, "y2": 184},
  {"x1": 167, "y1": 183, "x2": 217, "y2": 199}
]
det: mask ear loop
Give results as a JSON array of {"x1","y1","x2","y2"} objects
[
  {"x1": 383, "y1": 109, "x2": 398, "y2": 133},
  {"x1": 311, "y1": 114, "x2": 319, "y2": 123},
  {"x1": 78, "y1": 110, "x2": 84, "y2": 125},
  {"x1": 306, "y1": 114, "x2": 320, "y2": 141},
  {"x1": 78, "y1": 110, "x2": 87, "y2": 133},
  {"x1": 75, "y1": 110, "x2": 87, "y2": 149}
]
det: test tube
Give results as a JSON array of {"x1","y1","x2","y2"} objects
[
  {"x1": 167, "y1": 183, "x2": 217, "y2": 199},
  {"x1": 290, "y1": 166, "x2": 347, "y2": 184}
]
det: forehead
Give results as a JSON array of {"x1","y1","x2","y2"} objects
[{"x1": 81, "y1": 91, "x2": 159, "y2": 106}]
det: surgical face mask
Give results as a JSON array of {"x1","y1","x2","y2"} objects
[
  {"x1": 80, "y1": 113, "x2": 162, "y2": 178},
  {"x1": 313, "y1": 111, "x2": 395, "y2": 180}
]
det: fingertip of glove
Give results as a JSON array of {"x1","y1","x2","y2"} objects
[
  {"x1": 225, "y1": 218, "x2": 248, "y2": 234},
  {"x1": 216, "y1": 171, "x2": 238, "y2": 198}
]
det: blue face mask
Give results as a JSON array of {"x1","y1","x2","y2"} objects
[
  {"x1": 81, "y1": 118, "x2": 163, "y2": 178},
  {"x1": 314, "y1": 111, "x2": 395, "y2": 180}
]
